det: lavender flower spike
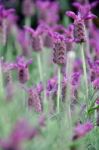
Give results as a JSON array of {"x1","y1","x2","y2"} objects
[
  {"x1": 53, "y1": 32, "x2": 66, "y2": 65},
  {"x1": 28, "y1": 87, "x2": 42, "y2": 112},
  {"x1": 66, "y1": 10, "x2": 96, "y2": 43},
  {"x1": 73, "y1": 122, "x2": 93, "y2": 139},
  {"x1": 25, "y1": 26, "x2": 43, "y2": 52},
  {"x1": 15, "y1": 56, "x2": 32, "y2": 84}
]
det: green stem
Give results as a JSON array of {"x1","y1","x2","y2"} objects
[
  {"x1": 37, "y1": 52, "x2": 48, "y2": 113},
  {"x1": 81, "y1": 43, "x2": 88, "y2": 109},
  {"x1": 0, "y1": 61, "x2": 4, "y2": 99},
  {"x1": 65, "y1": 51, "x2": 75, "y2": 128},
  {"x1": 25, "y1": 17, "x2": 31, "y2": 26},
  {"x1": 37, "y1": 53, "x2": 43, "y2": 82},
  {"x1": 57, "y1": 66, "x2": 61, "y2": 114}
]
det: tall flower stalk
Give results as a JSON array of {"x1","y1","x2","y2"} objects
[
  {"x1": 66, "y1": 8, "x2": 96, "y2": 111},
  {"x1": 24, "y1": 26, "x2": 48, "y2": 112},
  {"x1": 0, "y1": 59, "x2": 4, "y2": 98},
  {"x1": 57, "y1": 66, "x2": 61, "y2": 113},
  {"x1": 66, "y1": 51, "x2": 75, "y2": 127},
  {"x1": 37, "y1": 52, "x2": 43, "y2": 82},
  {"x1": 24, "y1": 26, "x2": 43, "y2": 81},
  {"x1": 53, "y1": 33, "x2": 66, "y2": 113},
  {"x1": 81, "y1": 43, "x2": 88, "y2": 105},
  {"x1": 22, "y1": 0, "x2": 35, "y2": 26}
]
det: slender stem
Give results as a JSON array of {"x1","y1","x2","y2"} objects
[
  {"x1": 37, "y1": 51, "x2": 48, "y2": 113},
  {"x1": 25, "y1": 17, "x2": 31, "y2": 26},
  {"x1": 0, "y1": 61, "x2": 4, "y2": 99},
  {"x1": 57, "y1": 66, "x2": 61, "y2": 114},
  {"x1": 37, "y1": 53, "x2": 43, "y2": 82},
  {"x1": 81, "y1": 43, "x2": 88, "y2": 109},
  {"x1": 65, "y1": 52, "x2": 75, "y2": 127}
]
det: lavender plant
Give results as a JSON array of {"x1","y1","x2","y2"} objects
[{"x1": 0, "y1": 0, "x2": 99, "y2": 150}]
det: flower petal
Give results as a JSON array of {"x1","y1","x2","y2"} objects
[{"x1": 66, "y1": 11, "x2": 77, "y2": 20}]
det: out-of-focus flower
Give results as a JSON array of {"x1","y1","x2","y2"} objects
[
  {"x1": 14, "y1": 56, "x2": 32, "y2": 84},
  {"x1": 0, "y1": 5, "x2": 15, "y2": 45},
  {"x1": 96, "y1": 99, "x2": 99, "y2": 105},
  {"x1": 0, "y1": 119, "x2": 41, "y2": 150},
  {"x1": 93, "y1": 78, "x2": 99, "y2": 89},
  {"x1": 36, "y1": 1, "x2": 59, "y2": 26},
  {"x1": 25, "y1": 26, "x2": 43, "y2": 52},
  {"x1": 18, "y1": 29, "x2": 31, "y2": 56},
  {"x1": 62, "y1": 71, "x2": 81, "y2": 101},
  {"x1": 2, "y1": 60, "x2": 15, "y2": 100},
  {"x1": 52, "y1": 32, "x2": 66, "y2": 65},
  {"x1": 72, "y1": 72, "x2": 81, "y2": 86},
  {"x1": 72, "y1": 1, "x2": 98, "y2": 18},
  {"x1": 27, "y1": 87, "x2": 42, "y2": 112},
  {"x1": 73, "y1": 59, "x2": 82, "y2": 72},
  {"x1": 65, "y1": 24, "x2": 74, "y2": 51},
  {"x1": 0, "y1": 5, "x2": 15, "y2": 19},
  {"x1": 6, "y1": 8, "x2": 17, "y2": 26},
  {"x1": 22, "y1": 0, "x2": 35, "y2": 17},
  {"x1": 89, "y1": 59, "x2": 99, "y2": 82},
  {"x1": 1, "y1": 60, "x2": 15, "y2": 73},
  {"x1": 38, "y1": 23, "x2": 53, "y2": 48},
  {"x1": 36, "y1": 82, "x2": 44, "y2": 95},
  {"x1": 90, "y1": 26, "x2": 99, "y2": 57},
  {"x1": 66, "y1": 9, "x2": 96, "y2": 43},
  {"x1": 46, "y1": 76, "x2": 57, "y2": 97},
  {"x1": 73, "y1": 122, "x2": 93, "y2": 139}
]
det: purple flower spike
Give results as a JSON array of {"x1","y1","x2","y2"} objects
[
  {"x1": 72, "y1": 1, "x2": 98, "y2": 20},
  {"x1": 18, "y1": 29, "x2": 31, "y2": 56},
  {"x1": 72, "y1": 72, "x2": 81, "y2": 86},
  {"x1": 36, "y1": 82, "x2": 44, "y2": 95},
  {"x1": 15, "y1": 56, "x2": 32, "y2": 84},
  {"x1": 25, "y1": 26, "x2": 43, "y2": 52},
  {"x1": 0, "y1": 5, "x2": 15, "y2": 19},
  {"x1": 10, "y1": 119, "x2": 34, "y2": 144},
  {"x1": 65, "y1": 24, "x2": 74, "y2": 51},
  {"x1": 22, "y1": 0, "x2": 35, "y2": 17},
  {"x1": 0, "y1": 5, "x2": 16, "y2": 45},
  {"x1": 74, "y1": 122, "x2": 93, "y2": 139},
  {"x1": 1, "y1": 60, "x2": 15, "y2": 101},
  {"x1": 0, "y1": 119, "x2": 40, "y2": 150},
  {"x1": 28, "y1": 87, "x2": 42, "y2": 112},
  {"x1": 66, "y1": 8, "x2": 96, "y2": 43},
  {"x1": 36, "y1": 1, "x2": 59, "y2": 26},
  {"x1": 52, "y1": 32, "x2": 66, "y2": 65},
  {"x1": 46, "y1": 76, "x2": 57, "y2": 96}
]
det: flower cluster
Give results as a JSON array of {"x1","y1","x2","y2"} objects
[{"x1": 0, "y1": 1, "x2": 99, "y2": 150}]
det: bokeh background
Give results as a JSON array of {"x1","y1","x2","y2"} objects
[{"x1": 1, "y1": 0, "x2": 99, "y2": 28}]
